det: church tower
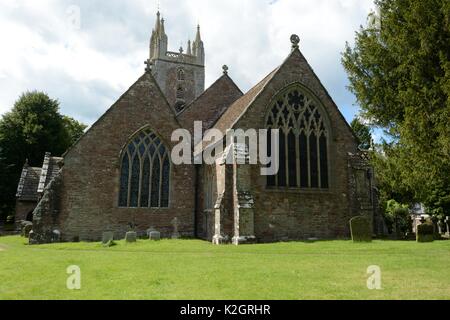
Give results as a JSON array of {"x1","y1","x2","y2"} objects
[{"x1": 147, "y1": 11, "x2": 205, "y2": 113}]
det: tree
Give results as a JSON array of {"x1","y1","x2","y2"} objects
[
  {"x1": 0, "y1": 147, "x2": 14, "y2": 221},
  {"x1": 342, "y1": 0, "x2": 450, "y2": 216},
  {"x1": 62, "y1": 116, "x2": 87, "y2": 147},
  {"x1": 0, "y1": 91, "x2": 86, "y2": 221},
  {"x1": 350, "y1": 117, "x2": 372, "y2": 150}
]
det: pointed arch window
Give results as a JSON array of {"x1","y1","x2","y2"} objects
[
  {"x1": 266, "y1": 85, "x2": 329, "y2": 189},
  {"x1": 119, "y1": 128, "x2": 171, "y2": 208},
  {"x1": 177, "y1": 68, "x2": 185, "y2": 81},
  {"x1": 176, "y1": 85, "x2": 185, "y2": 100}
]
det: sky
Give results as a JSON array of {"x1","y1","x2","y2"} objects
[{"x1": 0, "y1": 0, "x2": 376, "y2": 132}]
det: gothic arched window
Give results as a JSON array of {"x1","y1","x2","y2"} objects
[
  {"x1": 266, "y1": 85, "x2": 330, "y2": 189},
  {"x1": 177, "y1": 68, "x2": 185, "y2": 81},
  {"x1": 119, "y1": 128, "x2": 171, "y2": 208}
]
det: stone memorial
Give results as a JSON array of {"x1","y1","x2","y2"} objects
[
  {"x1": 125, "y1": 231, "x2": 137, "y2": 243},
  {"x1": 445, "y1": 217, "x2": 450, "y2": 236},
  {"x1": 22, "y1": 222, "x2": 33, "y2": 238},
  {"x1": 416, "y1": 222, "x2": 434, "y2": 243},
  {"x1": 349, "y1": 216, "x2": 372, "y2": 242},
  {"x1": 149, "y1": 230, "x2": 161, "y2": 241},
  {"x1": 52, "y1": 230, "x2": 61, "y2": 242},
  {"x1": 102, "y1": 231, "x2": 114, "y2": 246},
  {"x1": 171, "y1": 217, "x2": 180, "y2": 239}
]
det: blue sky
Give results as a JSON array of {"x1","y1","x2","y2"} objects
[{"x1": 0, "y1": 0, "x2": 376, "y2": 134}]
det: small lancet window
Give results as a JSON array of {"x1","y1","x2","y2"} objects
[{"x1": 177, "y1": 68, "x2": 185, "y2": 81}]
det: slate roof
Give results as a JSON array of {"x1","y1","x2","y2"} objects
[
  {"x1": 178, "y1": 74, "x2": 243, "y2": 134},
  {"x1": 212, "y1": 66, "x2": 280, "y2": 135},
  {"x1": 37, "y1": 153, "x2": 63, "y2": 193},
  {"x1": 16, "y1": 165, "x2": 42, "y2": 201},
  {"x1": 16, "y1": 153, "x2": 62, "y2": 202}
]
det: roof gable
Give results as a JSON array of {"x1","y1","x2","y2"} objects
[
  {"x1": 212, "y1": 66, "x2": 280, "y2": 135},
  {"x1": 210, "y1": 48, "x2": 358, "y2": 143},
  {"x1": 63, "y1": 72, "x2": 180, "y2": 159},
  {"x1": 177, "y1": 74, "x2": 243, "y2": 134},
  {"x1": 16, "y1": 164, "x2": 41, "y2": 201}
]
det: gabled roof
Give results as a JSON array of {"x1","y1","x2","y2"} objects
[
  {"x1": 16, "y1": 153, "x2": 63, "y2": 202},
  {"x1": 211, "y1": 66, "x2": 280, "y2": 135},
  {"x1": 37, "y1": 153, "x2": 63, "y2": 194},
  {"x1": 199, "y1": 47, "x2": 358, "y2": 151},
  {"x1": 63, "y1": 72, "x2": 180, "y2": 159},
  {"x1": 16, "y1": 164, "x2": 42, "y2": 201},
  {"x1": 215, "y1": 48, "x2": 358, "y2": 137},
  {"x1": 177, "y1": 74, "x2": 243, "y2": 134}
]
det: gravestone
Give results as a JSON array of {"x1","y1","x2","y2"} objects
[
  {"x1": 146, "y1": 227, "x2": 155, "y2": 237},
  {"x1": 349, "y1": 216, "x2": 372, "y2": 242},
  {"x1": 52, "y1": 230, "x2": 61, "y2": 242},
  {"x1": 125, "y1": 231, "x2": 137, "y2": 243},
  {"x1": 21, "y1": 221, "x2": 33, "y2": 238},
  {"x1": 171, "y1": 217, "x2": 180, "y2": 239},
  {"x1": 149, "y1": 230, "x2": 161, "y2": 241},
  {"x1": 445, "y1": 217, "x2": 450, "y2": 236},
  {"x1": 102, "y1": 231, "x2": 114, "y2": 245},
  {"x1": 416, "y1": 222, "x2": 434, "y2": 243}
]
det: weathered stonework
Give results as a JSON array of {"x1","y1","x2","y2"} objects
[
  {"x1": 23, "y1": 12, "x2": 380, "y2": 245},
  {"x1": 29, "y1": 171, "x2": 63, "y2": 245}
]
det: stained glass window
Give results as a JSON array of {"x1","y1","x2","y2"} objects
[
  {"x1": 266, "y1": 85, "x2": 329, "y2": 189},
  {"x1": 119, "y1": 154, "x2": 130, "y2": 207},
  {"x1": 119, "y1": 128, "x2": 170, "y2": 208}
]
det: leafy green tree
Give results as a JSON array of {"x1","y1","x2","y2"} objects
[
  {"x1": 0, "y1": 91, "x2": 86, "y2": 220},
  {"x1": 384, "y1": 199, "x2": 411, "y2": 236},
  {"x1": 350, "y1": 117, "x2": 372, "y2": 150},
  {"x1": 342, "y1": 0, "x2": 450, "y2": 216},
  {"x1": 62, "y1": 116, "x2": 87, "y2": 146},
  {"x1": 0, "y1": 147, "x2": 14, "y2": 221}
]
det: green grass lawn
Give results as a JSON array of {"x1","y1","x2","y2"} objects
[{"x1": 0, "y1": 236, "x2": 449, "y2": 300}]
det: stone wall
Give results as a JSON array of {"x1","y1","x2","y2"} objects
[
  {"x1": 29, "y1": 171, "x2": 63, "y2": 244},
  {"x1": 226, "y1": 49, "x2": 363, "y2": 242},
  {"x1": 15, "y1": 201, "x2": 36, "y2": 222},
  {"x1": 56, "y1": 73, "x2": 196, "y2": 242},
  {"x1": 152, "y1": 59, "x2": 205, "y2": 108}
]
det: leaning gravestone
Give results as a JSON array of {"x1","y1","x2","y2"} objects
[
  {"x1": 416, "y1": 222, "x2": 434, "y2": 243},
  {"x1": 21, "y1": 222, "x2": 33, "y2": 238},
  {"x1": 125, "y1": 231, "x2": 137, "y2": 243},
  {"x1": 349, "y1": 216, "x2": 372, "y2": 242},
  {"x1": 102, "y1": 231, "x2": 114, "y2": 247},
  {"x1": 149, "y1": 230, "x2": 161, "y2": 241}
]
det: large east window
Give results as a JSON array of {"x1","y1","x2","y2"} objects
[{"x1": 266, "y1": 85, "x2": 329, "y2": 189}]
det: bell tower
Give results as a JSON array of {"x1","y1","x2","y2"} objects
[{"x1": 146, "y1": 11, "x2": 205, "y2": 113}]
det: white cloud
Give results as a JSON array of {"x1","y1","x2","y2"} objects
[{"x1": 0, "y1": 0, "x2": 374, "y2": 126}]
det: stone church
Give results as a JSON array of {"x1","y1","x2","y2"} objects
[{"x1": 17, "y1": 11, "x2": 381, "y2": 244}]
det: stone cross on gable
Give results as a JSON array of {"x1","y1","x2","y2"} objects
[{"x1": 171, "y1": 217, "x2": 180, "y2": 239}]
